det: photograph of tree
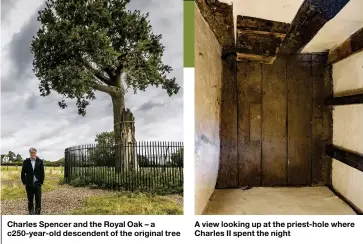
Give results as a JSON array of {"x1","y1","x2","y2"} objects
[{"x1": 1, "y1": 0, "x2": 183, "y2": 215}]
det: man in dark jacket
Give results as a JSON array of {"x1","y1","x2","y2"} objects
[{"x1": 21, "y1": 147, "x2": 45, "y2": 215}]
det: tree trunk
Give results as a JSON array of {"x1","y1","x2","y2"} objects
[{"x1": 112, "y1": 95, "x2": 125, "y2": 173}]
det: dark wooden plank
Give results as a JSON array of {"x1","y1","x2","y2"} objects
[
  {"x1": 323, "y1": 65, "x2": 333, "y2": 186},
  {"x1": 236, "y1": 52, "x2": 276, "y2": 64},
  {"x1": 237, "y1": 15, "x2": 290, "y2": 34},
  {"x1": 325, "y1": 94, "x2": 363, "y2": 106},
  {"x1": 195, "y1": 0, "x2": 234, "y2": 48},
  {"x1": 222, "y1": 47, "x2": 276, "y2": 63},
  {"x1": 236, "y1": 31, "x2": 285, "y2": 57},
  {"x1": 326, "y1": 145, "x2": 363, "y2": 172},
  {"x1": 217, "y1": 55, "x2": 238, "y2": 188},
  {"x1": 311, "y1": 54, "x2": 330, "y2": 185},
  {"x1": 222, "y1": 47, "x2": 277, "y2": 64},
  {"x1": 236, "y1": 16, "x2": 290, "y2": 63},
  {"x1": 237, "y1": 62, "x2": 262, "y2": 187},
  {"x1": 250, "y1": 104, "x2": 261, "y2": 141},
  {"x1": 287, "y1": 55, "x2": 313, "y2": 185},
  {"x1": 279, "y1": 0, "x2": 350, "y2": 54},
  {"x1": 351, "y1": 27, "x2": 363, "y2": 52},
  {"x1": 262, "y1": 57, "x2": 287, "y2": 185},
  {"x1": 328, "y1": 27, "x2": 363, "y2": 64},
  {"x1": 328, "y1": 38, "x2": 351, "y2": 64}
]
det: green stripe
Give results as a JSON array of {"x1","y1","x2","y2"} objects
[{"x1": 184, "y1": 1, "x2": 194, "y2": 67}]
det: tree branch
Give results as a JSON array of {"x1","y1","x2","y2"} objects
[
  {"x1": 82, "y1": 59, "x2": 114, "y2": 86},
  {"x1": 104, "y1": 67, "x2": 115, "y2": 78},
  {"x1": 91, "y1": 81, "x2": 119, "y2": 96},
  {"x1": 116, "y1": 52, "x2": 128, "y2": 73}
]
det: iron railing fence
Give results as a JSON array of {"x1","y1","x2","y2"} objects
[{"x1": 64, "y1": 141, "x2": 183, "y2": 193}]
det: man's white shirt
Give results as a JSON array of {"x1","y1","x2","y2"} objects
[{"x1": 30, "y1": 158, "x2": 38, "y2": 183}]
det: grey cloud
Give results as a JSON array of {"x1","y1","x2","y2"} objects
[
  {"x1": 1, "y1": 0, "x2": 18, "y2": 21},
  {"x1": 1, "y1": 3, "x2": 45, "y2": 93},
  {"x1": 137, "y1": 101, "x2": 165, "y2": 112},
  {"x1": 25, "y1": 93, "x2": 40, "y2": 110},
  {"x1": 34, "y1": 126, "x2": 68, "y2": 142}
]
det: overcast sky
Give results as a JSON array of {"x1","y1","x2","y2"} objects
[{"x1": 1, "y1": 0, "x2": 183, "y2": 161}]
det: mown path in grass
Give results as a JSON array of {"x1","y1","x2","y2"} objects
[
  {"x1": 1, "y1": 185, "x2": 107, "y2": 215},
  {"x1": 1, "y1": 167, "x2": 183, "y2": 215}
]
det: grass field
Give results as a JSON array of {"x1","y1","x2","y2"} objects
[
  {"x1": 1, "y1": 166, "x2": 183, "y2": 215},
  {"x1": 1, "y1": 166, "x2": 63, "y2": 200},
  {"x1": 67, "y1": 192, "x2": 182, "y2": 215}
]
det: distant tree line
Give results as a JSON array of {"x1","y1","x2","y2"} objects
[
  {"x1": 1, "y1": 151, "x2": 22, "y2": 164},
  {"x1": 0, "y1": 151, "x2": 64, "y2": 166}
]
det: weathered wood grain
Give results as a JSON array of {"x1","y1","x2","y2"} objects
[
  {"x1": 323, "y1": 64, "x2": 333, "y2": 186},
  {"x1": 325, "y1": 94, "x2": 363, "y2": 106},
  {"x1": 326, "y1": 145, "x2": 363, "y2": 172},
  {"x1": 311, "y1": 53, "x2": 330, "y2": 185},
  {"x1": 250, "y1": 104, "x2": 262, "y2": 141},
  {"x1": 287, "y1": 55, "x2": 313, "y2": 185},
  {"x1": 279, "y1": 0, "x2": 350, "y2": 54},
  {"x1": 262, "y1": 56, "x2": 288, "y2": 185},
  {"x1": 328, "y1": 27, "x2": 363, "y2": 64},
  {"x1": 236, "y1": 52, "x2": 276, "y2": 64},
  {"x1": 237, "y1": 15, "x2": 290, "y2": 34},
  {"x1": 237, "y1": 62, "x2": 262, "y2": 187},
  {"x1": 218, "y1": 53, "x2": 330, "y2": 187},
  {"x1": 236, "y1": 16, "x2": 290, "y2": 63}
]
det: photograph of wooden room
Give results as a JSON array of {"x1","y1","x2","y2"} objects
[{"x1": 195, "y1": 0, "x2": 363, "y2": 215}]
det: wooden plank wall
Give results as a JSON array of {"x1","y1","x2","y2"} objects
[
  {"x1": 312, "y1": 55, "x2": 333, "y2": 185},
  {"x1": 216, "y1": 53, "x2": 332, "y2": 188},
  {"x1": 287, "y1": 55, "x2": 313, "y2": 185},
  {"x1": 237, "y1": 62, "x2": 262, "y2": 186},
  {"x1": 262, "y1": 57, "x2": 288, "y2": 186}
]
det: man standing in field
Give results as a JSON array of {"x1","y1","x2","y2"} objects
[{"x1": 21, "y1": 148, "x2": 45, "y2": 215}]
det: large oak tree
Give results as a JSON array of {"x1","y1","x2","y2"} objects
[{"x1": 31, "y1": 0, "x2": 180, "y2": 170}]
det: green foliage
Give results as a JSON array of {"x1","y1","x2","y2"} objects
[
  {"x1": 89, "y1": 131, "x2": 116, "y2": 167},
  {"x1": 31, "y1": 0, "x2": 180, "y2": 116},
  {"x1": 95, "y1": 131, "x2": 115, "y2": 145},
  {"x1": 137, "y1": 154, "x2": 150, "y2": 167},
  {"x1": 7, "y1": 151, "x2": 16, "y2": 161},
  {"x1": 1, "y1": 152, "x2": 25, "y2": 164},
  {"x1": 15, "y1": 154, "x2": 23, "y2": 162},
  {"x1": 171, "y1": 147, "x2": 183, "y2": 167},
  {"x1": 67, "y1": 167, "x2": 183, "y2": 195},
  {"x1": 44, "y1": 158, "x2": 64, "y2": 166},
  {"x1": 55, "y1": 157, "x2": 65, "y2": 166}
]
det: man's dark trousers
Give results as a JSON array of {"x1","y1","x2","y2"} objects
[{"x1": 25, "y1": 182, "x2": 42, "y2": 215}]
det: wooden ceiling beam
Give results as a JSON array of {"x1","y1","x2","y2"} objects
[
  {"x1": 328, "y1": 27, "x2": 363, "y2": 64},
  {"x1": 237, "y1": 15, "x2": 290, "y2": 34},
  {"x1": 195, "y1": 0, "x2": 234, "y2": 48},
  {"x1": 279, "y1": 0, "x2": 350, "y2": 54},
  {"x1": 235, "y1": 16, "x2": 290, "y2": 64}
]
